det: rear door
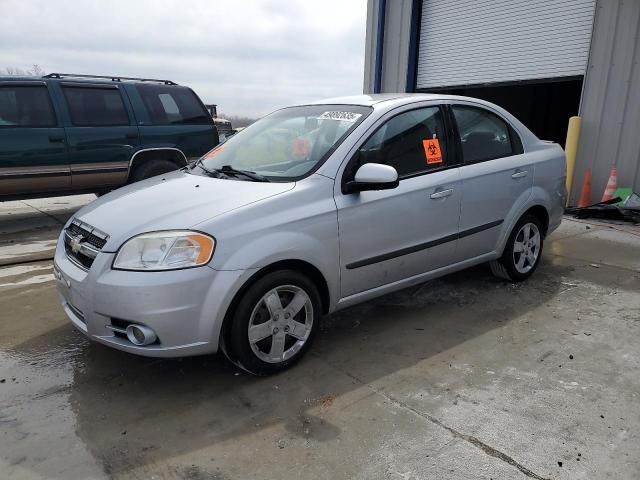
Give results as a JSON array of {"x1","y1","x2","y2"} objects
[
  {"x1": 57, "y1": 83, "x2": 139, "y2": 190},
  {"x1": 0, "y1": 81, "x2": 70, "y2": 196},
  {"x1": 130, "y1": 84, "x2": 217, "y2": 160},
  {"x1": 336, "y1": 104, "x2": 461, "y2": 297},
  {"x1": 451, "y1": 103, "x2": 533, "y2": 261}
]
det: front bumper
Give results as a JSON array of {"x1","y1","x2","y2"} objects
[{"x1": 53, "y1": 233, "x2": 254, "y2": 358}]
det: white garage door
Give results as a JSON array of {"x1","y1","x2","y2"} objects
[{"x1": 416, "y1": 0, "x2": 596, "y2": 89}]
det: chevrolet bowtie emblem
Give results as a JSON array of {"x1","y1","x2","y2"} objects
[{"x1": 70, "y1": 236, "x2": 82, "y2": 254}]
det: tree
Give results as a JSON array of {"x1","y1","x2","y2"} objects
[
  {"x1": 4, "y1": 64, "x2": 45, "y2": 76},
  {"x1": 218, "y1": 114, "x2": 258, "y2": 128}
]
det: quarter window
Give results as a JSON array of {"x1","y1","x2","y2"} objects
[
  {"x1": 351, "y1": 106, "x2": 448, "y2": 178},
  {"x1": 137, "y1": 85, "x2": 210, "y2": 125},
  {"x1": 63, "y1": 87, "x2": 129, "y2": 127},
  {"x1": 452, "y1": 106, "x2": 517, "y2": 163},
  {"x1": 0, "y1": 86, "x2": 56, "y2": 127}
]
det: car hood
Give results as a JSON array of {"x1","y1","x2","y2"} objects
[{"x1": 73, "y1": 170, "x2": 295, "y2": 252}]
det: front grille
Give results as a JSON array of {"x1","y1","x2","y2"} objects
[
  {"x1": 64, "y1": 219, "x2": 109, "y2": 270},
  {"x1": 67, "y1": 222, "x2": 107, "y2": 249},
  {"x1": 64, "y1": 241, "x2": 95, "y2": 268}
]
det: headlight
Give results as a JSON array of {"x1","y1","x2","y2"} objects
[{"x1": 113, "y1": 231, "x2": 215, "y2": 271}]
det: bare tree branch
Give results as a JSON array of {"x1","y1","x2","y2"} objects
[{"x1": 3, "y1": 65, "x2": 46, "y2": 76}]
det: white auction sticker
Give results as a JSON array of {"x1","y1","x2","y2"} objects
[{"x1": 318, "y1": 111, "x2": 362, "y2": 122}]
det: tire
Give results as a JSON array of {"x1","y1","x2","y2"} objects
[
  {"x1": 224, "y1": 270, "x2": 321, "y2": 376},
  {"x1": 490, "y1": 214, "x2": 544, "y2": 282},
  {"x1": 130, "y1": 159, "x2": 179, "y2": 183}
]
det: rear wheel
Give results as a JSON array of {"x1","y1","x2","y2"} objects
[
  {"x1": 225, "y1": 270, "x2": 321, "y2": 376},
  {"x1": 490, "y1": 214, "x2": 544, "y2": 282},
  {"x1": 130, "y1": 159, "x2": 179, "y2": 183}
]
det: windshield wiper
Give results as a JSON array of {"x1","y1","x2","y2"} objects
[
  {"x1": 192, "y1": 158, "x2": 228, "y2": 178},
  {"x1": 215, "y1": 165, "x2": 269, "y2": 182}
]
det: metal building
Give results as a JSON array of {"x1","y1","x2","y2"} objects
[{"x1": 364, "y1": 0, "x2": 640, "y2": 203}]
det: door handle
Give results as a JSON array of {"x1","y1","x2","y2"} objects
[
  {"x1": 125, "y1": 133, "x2": 138, "y2": 139},
  {"x1": 511, "y1": 170, "x2": 528, "y2": 179},
  {"x1": 49, "y1": 135, "x2": 64, "y2": 143},
  {"x1": 430, "y1": 188, "x2": 453, "y2": 199}
]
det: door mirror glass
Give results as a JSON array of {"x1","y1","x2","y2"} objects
[{"x1": 345, "y1": 163, "x2": 399, "y2": 193}]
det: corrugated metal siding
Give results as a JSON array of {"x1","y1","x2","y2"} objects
[
  {"x1": 572, "y1": 0, "x2": 640, "y2": 203},
  {"x1": 416, "y1": 0, "x2": 596, "y2": 89}
]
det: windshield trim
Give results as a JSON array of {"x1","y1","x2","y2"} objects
[{"x1": 198, "y1": 104, "x2": 374, "y2": 183}]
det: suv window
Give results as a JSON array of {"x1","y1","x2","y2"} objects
[
  {"x1": 452, "y1": 105, "x2": 517, "y2": 163},
  {"x1": 351, "y1": 106, "x2": 448, "y2": 178},
  {"x1": 137, "y1": 85, "x2": 210, "y2": 125},
  {"x1": 63, "y1": 86, "x2": 130, "y2": 127},
  {"x1": 0, "y1": 85, "x2": 56, "y2": 127}
]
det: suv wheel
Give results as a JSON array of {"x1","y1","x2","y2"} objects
[
  {"x1": 130, "y1": 159, "x2": 179, "y2": 183},
  {"x1": 490, "y1": 214, "x2": 544, "y2": 282},
  {"x1": 225, "y1": 270, "x2": 321, "y2": 376}
]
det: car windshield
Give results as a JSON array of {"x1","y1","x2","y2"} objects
[{"x1": 196, "y1": 104, "x2": 371, "y2": 180}]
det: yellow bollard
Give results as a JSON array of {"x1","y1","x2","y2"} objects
[{"x1": 564, "y1": 116, "x2": 582, "y2": 205}]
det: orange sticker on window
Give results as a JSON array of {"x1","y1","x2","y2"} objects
[
  {"x1": 423, "y1": 139, "x2": 443, "y2": 164},
  {"x1": 204, "y1": 145, "x2": 224, "y2": 158}
]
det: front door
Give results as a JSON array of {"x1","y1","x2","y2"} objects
[
  {"x1": 451, "y1": 104, "x2": 534, "y2": 261},
  {"x1": 57, "y1": 83, "x2": 139, "y2": 190},
  {"x1": 0, "y1": 82, "x2": 70, "y2": 196},
  {"x1": 336, "y1": 105, "x2": 461, "y2": 298}
]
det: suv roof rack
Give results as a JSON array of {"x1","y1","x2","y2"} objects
[{"x1": 42, "y1": 73, "x2": 177, "y2": 85}]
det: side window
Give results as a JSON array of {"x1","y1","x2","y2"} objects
[
  {"x1": 63, "y1": 87, "x2": 129, "y2": 127},
  {"x1": 351, "y1": 106, "x2": 448, "y2": 178},
  {"x1": 451, "y1": 106, "x2": 517, "y2": 163},
  {"x1": 0, "y1": 86, "x2": 56, "y2": 127},
  {"x1": 137, "y1": 85, "x2": 210, "y2": 125}
]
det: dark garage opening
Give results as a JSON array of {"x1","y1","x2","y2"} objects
[{"x1": 419, "y1": 77, "x2": 583, "y2": 145}]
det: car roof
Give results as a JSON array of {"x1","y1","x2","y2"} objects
[
  {"x1": 308, "y1": 93, "x2": 457, "y2": 107},
  {"x1": 0, "y1": 76, "x2": 43, "y2": 82},
  {"x1": 0, "y1": 74, "x2": 179, "y2": 86}
]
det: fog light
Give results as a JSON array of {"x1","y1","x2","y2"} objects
[{"x1": 125, "y1": 324, "x2": 157, "y2": 346}]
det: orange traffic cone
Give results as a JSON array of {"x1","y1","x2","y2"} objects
[
  {"x1": 601, "y1": 167, "x2": 618, "y2": 202},
  {"x1": 578, "y1": 167, "x2": 592, "y2": 208}
]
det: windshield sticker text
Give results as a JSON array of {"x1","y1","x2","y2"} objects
[{"x1": 318, "y1": 111, "x2": 362, "y2": 122}]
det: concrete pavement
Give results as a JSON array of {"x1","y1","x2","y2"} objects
[
  {"x1": 0, "y1": 195, "x2": 94, "y2": 266},
  {"x1": 0, "y1": 198, "x2": 639, "y2": 479}
]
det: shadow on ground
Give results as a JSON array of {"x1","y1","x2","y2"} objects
[{"x1": 7, "y1": 259, "x2": 578, "y2": 477}]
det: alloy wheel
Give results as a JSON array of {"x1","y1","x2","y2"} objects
[
  {"x1": 512, "y1": 222, "x2": 541, "y2": 274},
  {"x1": 247, "y1": 285, "x2": 313, "y2": 364}
]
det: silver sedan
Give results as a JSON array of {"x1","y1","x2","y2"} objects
[{"x1": 54, "y1": 94, "x2": 566, "y2": 375}]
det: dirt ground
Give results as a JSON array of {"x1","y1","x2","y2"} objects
[{"x1": 0, "y1": 196, "x2": 639, "y2": 480}]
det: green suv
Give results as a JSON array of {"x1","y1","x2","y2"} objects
[{"x1": 0, "y1": 73, "x2": 219, "y2": 200}]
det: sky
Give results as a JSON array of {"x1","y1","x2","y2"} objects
[{"x1": 0, "y1": 0, "x2": 368, "y2": 117}]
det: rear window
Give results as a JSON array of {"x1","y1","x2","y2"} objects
[
  {"x1": 63, "y1": 86, "x2": 130, "y2": 127},
  {"x1": 0, "y1": 85, "x2": 56, "y2": 127},
  {"x1": 452, "y1": 105, "x2": 517, "y2": 163},
  {"x1": 137, "y1": 85, "x2": 211, "y2": 125}
]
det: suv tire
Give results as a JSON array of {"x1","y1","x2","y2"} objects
[
  {"x1": 225, "y1": 270, "x2": 321, "y2": 376},
  {"x1": 490, "y1": 214, "x2": 544, "y2": 282},
  {"x1": 130, "y1": 159, "x2": 179, "y2": 183}
]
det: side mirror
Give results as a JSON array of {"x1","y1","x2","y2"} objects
[{"x1": 344, "y1": 163, "x2": 399, "y2": 194}]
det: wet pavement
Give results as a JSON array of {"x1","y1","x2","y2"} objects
[
  {"x1": 1, "y1": 197, "x2": 639, "y2": 479},
  {"x1": 0, "y1": 195, "x2": 95, "y2": 266}
]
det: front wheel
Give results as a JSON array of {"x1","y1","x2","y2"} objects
[
  {"x1": 490, "y1": 214, "x2": 544, "y2": 282},
  {"x1": 225, "y1": 270, "x2": 321, "y2": 376}
]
